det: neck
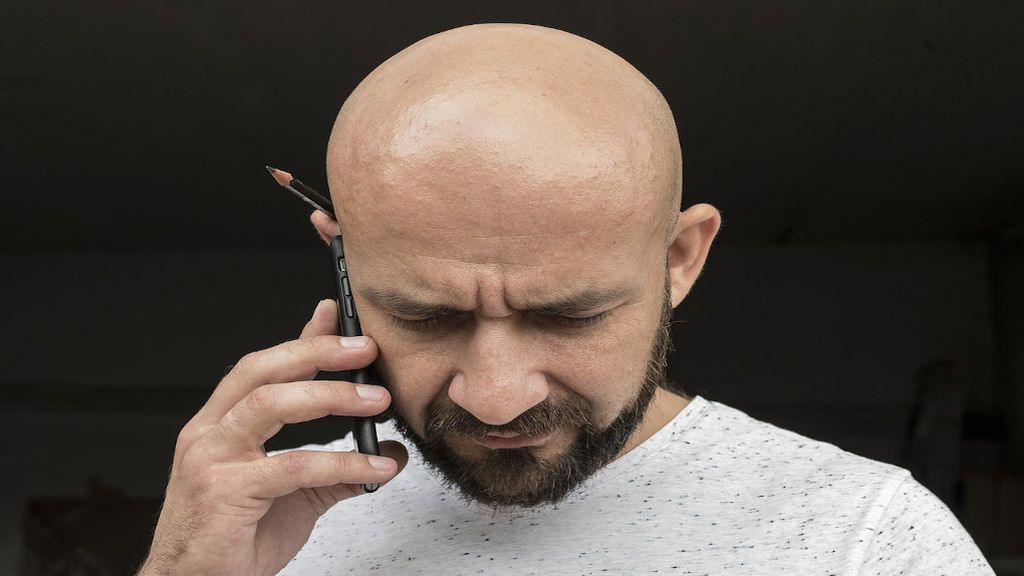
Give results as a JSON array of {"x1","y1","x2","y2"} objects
[{"x1": 614, "y1": 387, "x2": 690, "y2": 460}]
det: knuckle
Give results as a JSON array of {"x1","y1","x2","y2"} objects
[
  {"x1": 174, "y1": 420, "x2": 211, "y2": 457},
  {"x1": 233, "y1": 350, "x2": 260, "y2": 373},
  {"x1": 219, "y1": 405, "x2": 246, "y2": 439},
  {"x1": 278, "y1": 339, "x2": 305, "y2": 360},
  {"x1": 297, "y1": 380, "x2": 320, "y2": 398},
  {"x1": 175, "y1": 445, "x2": 210, "y2": 487},
  {"x1": 244, "y1": 385, "x2": 276, "y2": 414},
  {"x1": 174, "y1": 427, "x2": 195, "y2": 454},
  {"x1": 309, "y1": 335, "x2": 337, "y2": 356},
  {"x1": 277, "y1": 451, "x2": 309, "y2": 476},
  {"x1": 331, "y1": 455, "x2": 354, "y2": 479}
]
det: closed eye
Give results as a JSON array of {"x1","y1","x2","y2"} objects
[
  {"x1": 388, "y1": 313, "x2": 461, "y2": 332},
  {"x1": 388, "y1": 311, "x2": 608, "y2": 332},
  {"x1": 535, "y1": 311, "x2": 608, "y2": 328}
]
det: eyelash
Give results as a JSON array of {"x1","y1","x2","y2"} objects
[
  {"x1": 389, "y1": 312, "x2": 608, "y2": 332},
  {"x1": 389, "y1": 314, "x2": 451, "y2": 331}
]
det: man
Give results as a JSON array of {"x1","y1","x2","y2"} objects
[{"x1": 140, "y1": 23, "x2": 993, "y2": 575}]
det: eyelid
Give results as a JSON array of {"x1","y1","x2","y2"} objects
[
  {"x1": 537, "y1": 310, "x2": 609, "y2": 327},
  {"x1": 392, "y1": 309, "x2": 463, "y2": 322},
  {"x1": 397, "y1": 309, "x2": 604, "y2": 321},
  {"x1": 536, "y1": 309, "x2": 602, "y2": 317},
  {"x1": 388, "y1": 310, "x2": 463, "y2": 331},
  {"x1": 388, "y1": 309, "x2": 611, "y2": 332}
]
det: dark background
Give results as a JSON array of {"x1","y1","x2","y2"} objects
[{"x1": 2, "y1": 1, "x2": 1023, "y2": 574}]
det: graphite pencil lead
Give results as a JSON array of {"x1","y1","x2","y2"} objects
[{"x1": 265, "y1": 165, "x2": 294, "y2": 188}]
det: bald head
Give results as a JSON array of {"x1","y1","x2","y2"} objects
[
  {"x1": 326, "y1": 23, "x2": 682, "y2": 264},
  {"x1": 315, "y1": 26, "x2": 720, "y2": 507}
]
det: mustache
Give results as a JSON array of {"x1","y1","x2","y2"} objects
[{"x1": 424, "y1": 392, "x2": 595, "y2": 439}]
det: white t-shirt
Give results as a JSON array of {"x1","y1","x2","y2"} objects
[{"x1": 276, "y1": 395, "x2": 994, "y2": 575}]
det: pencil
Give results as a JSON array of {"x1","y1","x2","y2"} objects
[
  {"x1": 265, "y1": 166, "x2": 335, "y2": 217},
  {"x1": 265, "y1": 165, "x2": 382, "y2": 493}
]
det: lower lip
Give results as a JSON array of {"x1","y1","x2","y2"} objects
[{"x1": 471, "y1": 432, "x2": 552, "y2": 449}]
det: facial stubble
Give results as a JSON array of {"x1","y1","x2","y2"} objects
[{"x1": 379, "y1": 278, "x2": 674, "y2": 509}]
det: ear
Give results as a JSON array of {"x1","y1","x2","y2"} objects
[
  {"x1": 667, "y1": 203, "x2": 721, "y2": 308},
  {"x1": 310, "y1": 210, "x2": 343, "y2": 247}
]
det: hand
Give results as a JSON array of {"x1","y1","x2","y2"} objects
[{"x1": 138, "y1": 299, "x2": 408, "y2": 576}]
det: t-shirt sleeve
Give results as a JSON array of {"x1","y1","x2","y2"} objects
[{"x1": 858, "y1": 475, "x2": 994, "y2": 576}]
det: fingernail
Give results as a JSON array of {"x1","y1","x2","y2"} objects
[
  {"x1": 368, "y1": 455, "x2": 395, "y2": 470},
  {"x1": 340, "y1": 336, "x2": 369, "y2": 348},
  {"x1": 355, "y1": 385, "x2": 385, "y2": 401}
]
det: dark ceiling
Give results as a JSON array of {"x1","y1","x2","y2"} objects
[{"x1": 3, "y1": 0, "x2": 1023, "y2": 250}]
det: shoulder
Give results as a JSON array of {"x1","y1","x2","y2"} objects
[
  {"x1": 856, "y1": 475, "x2": 994, "y2": 575},
  {"x1": 690, "y1": 399, "x2": 993, "y2": 574},
  {"x1": 693, "y1": 398, "x2": 908, "y2": 485},
  {"x1": 684, "y1": 399, "x2": 921, "y2": 535}
]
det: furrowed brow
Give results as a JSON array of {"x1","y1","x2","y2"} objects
[
  {"x1": 359, "y1": 285, "x2": 637, "y2": 317},
  {"x1": 526, "y1": 286, "x2": 637, "y2": 314},
  {"x1": 358, "y1": 287, "x2": 463, "y2": 317}
]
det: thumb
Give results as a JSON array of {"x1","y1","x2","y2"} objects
[{"x1": 377, "y1": 440, "x2": 410, "y2": 478}]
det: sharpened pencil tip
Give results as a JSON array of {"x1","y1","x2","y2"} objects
[{"x1": 265, "y1": 164, "x2": 294, "y2": 187}]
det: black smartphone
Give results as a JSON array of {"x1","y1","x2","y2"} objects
[{"x1": 329, "y1": 235, "x2": 382, "y2": 493}]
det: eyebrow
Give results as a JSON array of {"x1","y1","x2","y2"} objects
[{"x1": 358, "y1": 285, "x2": 638, "y2": 317}]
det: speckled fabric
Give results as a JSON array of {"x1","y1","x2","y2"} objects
[{"x1": 275, "y1": 395, "x2": 994, "y2": 575}]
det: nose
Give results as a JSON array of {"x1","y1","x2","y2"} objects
[{"x1": 447, "y1": 320, "x2": 549, "y2": 426}]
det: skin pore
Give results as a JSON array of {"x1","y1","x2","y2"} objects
[{"x1": 315, "y1": 23, "x2": 720, "y2": 508}]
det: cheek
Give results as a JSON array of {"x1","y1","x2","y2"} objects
[
  {"x1": 372, "y1": 340, "x2": 444, "y2": 430},
  {"x1": 371, "y1": 327, "x2": 454, "y2": 433},
  {"x1": 541, "y1": 318, "x2": 653, "y2": 426}
]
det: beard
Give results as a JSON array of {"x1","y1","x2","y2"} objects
[{"x1": 374, "y1": 275, "x2": 674, "y2": 509}]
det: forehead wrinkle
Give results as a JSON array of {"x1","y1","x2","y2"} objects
[
  {"x1": 358, "y1": 277, "x2": 639, "y2": 316},
  {"x1": 354, "y1": 237, "x2": 648, "y2": 315},
  {"x1": 357, "y1": 267, "x2": 509, "y2": 316}
]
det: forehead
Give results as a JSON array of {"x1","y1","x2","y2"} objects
[
  {"x1": 332, "y1": 93, "x2": 664, "y2": 263},
  {"x1": 340, "y1": 124, "x2": 665, "y2": 255},
  {"x1": 327, "y1": 67, "x2": 674, "y2": 301},
  {"x1": 347, "y1": 244, "x2": 657, "y2": 319},
  {"x1": 336, "y1": 173, "x2": 665, "y2": 314}
]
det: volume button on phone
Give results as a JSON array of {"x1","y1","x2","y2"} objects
[
  {"x1": 342, "y1": 276, "x2": 352, "y2": 296},
  {"x1": 343, "y1": 296, "x2": 355, "y2": 318}
]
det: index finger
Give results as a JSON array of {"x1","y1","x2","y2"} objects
[{"x1": 195, "y1": 334, "x2": 377, "y2": 426}]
